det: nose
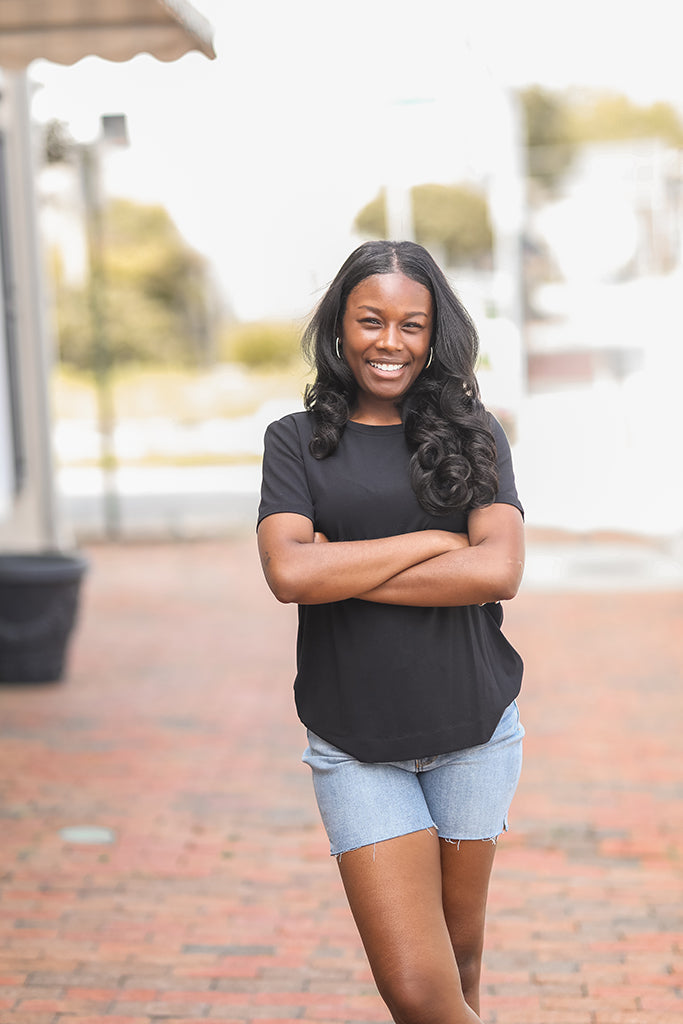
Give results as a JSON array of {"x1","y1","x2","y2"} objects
[{"x1": 376, "y1": 325, "x2": 402, "y2": 351}]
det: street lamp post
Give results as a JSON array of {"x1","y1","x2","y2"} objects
[{"x1": 79, "y1": 114, "x2": 128, "y2": 539}]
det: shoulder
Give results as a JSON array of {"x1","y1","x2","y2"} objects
[
  {"x1": 485, "y1": 409, "x2": 505, "y2": 436},
  {"x1": 264, "y1": 410, "x2": 314, "y2": 443},
  {"x1": 485, "y1": 411, "x2": 513, "y2": 452}
]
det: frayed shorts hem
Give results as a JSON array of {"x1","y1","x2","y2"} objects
[{"x1": 331, "y1": 822, "x2": 509, "y2": 860}]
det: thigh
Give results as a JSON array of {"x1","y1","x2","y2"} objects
[
  {"x1": 337, "y1": 829, "x2": 477, "y2": 1023},
  {"x1": 303, "y1": 730, "x2": 435, "y2": 856}
]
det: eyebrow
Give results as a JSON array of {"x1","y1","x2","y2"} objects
[{"x1": 356, "y1": 304, "x2": 429, "y2": 317}]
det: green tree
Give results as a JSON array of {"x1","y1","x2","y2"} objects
[
  {"x1": 220, "y1": 320, "x2": 302, "y2": 369},
  {"x1": 354, "y1": 183, "x2": 493, "y2": 266},
  {"x1": 519, "y1": 87, "x2": 683, "y2": 195},
  {"x1": 519, "y1": 86, "x2": 576, "y2": 191},
  {"x1": 568, "y1": 92, "x2": 683, "y2": 146},
  {"x1": 52, "y1": 198, "x2": 216, "y2": 372}
]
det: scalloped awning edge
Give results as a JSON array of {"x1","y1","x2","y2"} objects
[{"x1": 0, "y1": 1, "x2": 216, "y2": 69}]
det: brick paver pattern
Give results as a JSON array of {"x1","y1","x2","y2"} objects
[{"x1": 0, "y1": 538, "x2": 681, "y2": 1024}]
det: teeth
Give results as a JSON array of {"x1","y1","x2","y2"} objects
[{"x1": 370, "y1": 361, "x2": 405, "y2": 372}]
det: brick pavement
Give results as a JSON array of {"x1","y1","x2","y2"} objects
[{"x1": 0, "y1": 537, "x2": 681, "y2": 1024}]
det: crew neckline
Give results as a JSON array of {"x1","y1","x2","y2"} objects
[{"x1": 346, "y1": 420, "x2": 404, "y2": 435}]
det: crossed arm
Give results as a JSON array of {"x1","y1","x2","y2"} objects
[{"x1": 257, "y1": 503, "x2": 525, "y2": 608}]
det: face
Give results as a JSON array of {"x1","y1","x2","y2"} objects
[{"x1": 340, "y1": 272, "x2": 433, "y2": 423}]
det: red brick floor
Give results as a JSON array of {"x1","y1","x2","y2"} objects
[{"x1": 0, "y1": 538, "x2": 681, "y2": 1024}]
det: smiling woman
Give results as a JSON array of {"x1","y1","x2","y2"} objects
[
  {"x1": 301, "y1": 240, "x2": 499, "y2": 514},
  {"x1": 256, "y1": 240, "x2": 525, "y2": 1024}
]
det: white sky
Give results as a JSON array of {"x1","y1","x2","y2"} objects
[{"x1": 28, "y1": 0, "x2": 683, "y2": 320}]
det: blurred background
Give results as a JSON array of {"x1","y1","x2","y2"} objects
[{"x1": 1, "y1": 0, "x2": 682, "y2": 556}]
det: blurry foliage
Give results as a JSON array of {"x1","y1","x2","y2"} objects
[
  {"x1": 568, "y1": 92, "x2": 683, "y2": 147},
  {"x1": 52, "y1": 199, "x2": 216, "y2": 372},
  {"x1": 520, "y1": 86, "x2": 683, "y2": 194},
  {"x1": 354, "y1": 183, "x2": 493, "y2": 266},
  {"x1": 220, "y1": 320, "x2": 302, "y2": 369},
  {"x1": 44, "y1": 119, "x2": 75, "y2": 164},
  {"x1": 520, "y1": 86, "x2": 576, "y2": 192}
]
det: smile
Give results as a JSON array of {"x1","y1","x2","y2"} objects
[{"x1": 368, "y1": 361, "x2": 407, "y2": 373}]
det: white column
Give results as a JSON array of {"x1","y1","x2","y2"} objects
[{"x1": 0, "y1": 69, "x2": 64, "y2": 550}]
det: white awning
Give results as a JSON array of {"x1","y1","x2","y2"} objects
[{"x1": 0, "y1": 0, "x2": 215, "y2": 68}]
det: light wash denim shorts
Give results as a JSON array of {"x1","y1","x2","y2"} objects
[{"x1": 302, "y1": 701, "x2": 524, "y2": 856}]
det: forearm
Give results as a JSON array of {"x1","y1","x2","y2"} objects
[
  {"x1": 357, "y1": 543, "x2": 524, "y2": 607},
  {"x1": 260, "y1": 526, "x2": 463, "y2": 605}
]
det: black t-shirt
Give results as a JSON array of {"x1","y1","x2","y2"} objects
[{"x1": 258, "y1": 411, "x2": 524, "y2": 762}]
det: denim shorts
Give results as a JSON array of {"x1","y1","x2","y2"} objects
[{"x1": 302, "y1": 701, "x2": 524, "y2": 856}]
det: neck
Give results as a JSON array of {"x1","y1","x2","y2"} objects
[{"x1": 349, "y1": 410, "x2": 402, "y2": 426}]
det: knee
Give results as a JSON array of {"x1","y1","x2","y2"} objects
[{"x1": 380, "y1": 968, "x2": 458, "y2": 1024}]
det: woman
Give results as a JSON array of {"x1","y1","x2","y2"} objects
[{"x1": 257, "y1": 240, "x2": 525, "y2": 1024}]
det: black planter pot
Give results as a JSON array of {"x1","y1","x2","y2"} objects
[{"x1": 0, "y1": 552, "x2": 88, "y2": 683}]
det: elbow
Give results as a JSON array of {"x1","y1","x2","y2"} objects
[
  {"x1": 265, "y1": 565, "x2": 301, "y2": 604},
  {"x1": 263, "y1": 548, "x2": 325, "y2": 605},
  {"x1": 267, "y1": 568, "x2": 320, "y2": 605},
  {"x1": 496, "y1": 559, "x2": 524, "y2": 601},
  {"x1": 268, "y1": 580, "x2": 300, "y2": 605},
  {"x1": 478, "y1": 557, "x2": 523, "y2": 603},
  {"x1": 259, "y1": 533, "x2": 324, "y2": 603},
  {"x1": 496, "y1": 581, "x2": 519, "y2": 602}
]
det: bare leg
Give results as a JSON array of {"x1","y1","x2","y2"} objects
[
  {"x1": 439, "y1": 838, "x2": 498, "y2": 1015},
  {"x1": 337, "y1": 828, "x2": 482, "y2": 1024}
]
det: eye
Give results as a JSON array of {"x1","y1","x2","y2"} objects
[
  {"x1": 403, "y1": 321, "x2": 425, "y2": 330},
  {"x1": 359, "y1": 317, "x2": 382, "y2": 326}
]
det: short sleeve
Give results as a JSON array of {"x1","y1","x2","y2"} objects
[
  {"x1": 490, "y1": 415, "x2": 524, "y2": 518},
  {"x1": 257, "y1": 415, "x2": 315, "y2": 528}
]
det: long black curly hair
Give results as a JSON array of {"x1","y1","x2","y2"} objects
[{"x1": 302, "y1": 240, "x2": 498, "y2": 516}]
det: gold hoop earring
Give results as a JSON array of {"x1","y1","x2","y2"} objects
[
  {"x1": 335, "y1": 337, "x2": 342, "y2": 359},
  {"x1": 425, "y1": 347, "x2": 433, "y2": 369}
]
